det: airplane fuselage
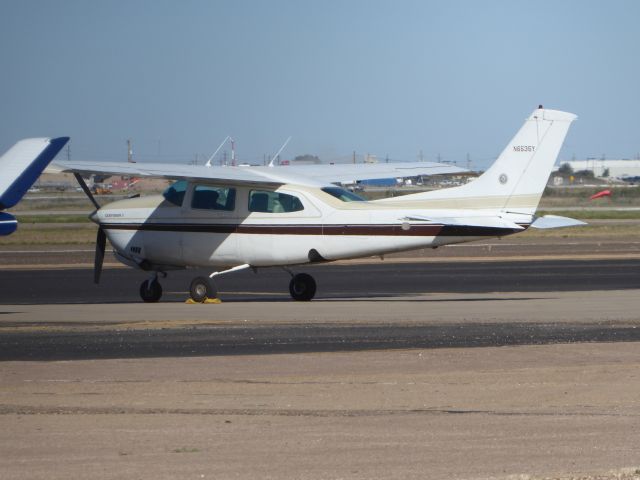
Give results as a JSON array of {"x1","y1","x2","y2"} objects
[{"x1": 93, "y1": 182, "x2": 526, "y2": 271}]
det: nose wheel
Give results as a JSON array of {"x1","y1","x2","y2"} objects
[
  {"x1": 289, "y1": 273, "x2": 316, "y2": 301},
  {"x1": 139, "y1": 276, "x2": 163, "y2": 303}
]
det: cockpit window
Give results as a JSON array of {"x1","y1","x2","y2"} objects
[
  {"x1": 163, "y1": 180, "x2": 188, "y2": 206},
  {"x1": 321, "y1": 187, "x2": 365, "y2": 202}
]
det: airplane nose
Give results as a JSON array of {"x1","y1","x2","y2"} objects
[{"x1": 89, "y1": 209, "x2": 100, "y2": 225}]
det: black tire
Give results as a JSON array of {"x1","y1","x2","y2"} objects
[
  {"x1": 140, "y1": 278, "x2": 162, "y2": 303},
  {"x1": 289, "y1": 273, "x2": 316, "y2": 301},
  {"x1": 189, "y1": 276, "x2": 216, "y2": 303}
]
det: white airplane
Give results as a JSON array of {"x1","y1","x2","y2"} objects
[
  {"x1": 52, "y1": 106, "x2": 583, "y2": 302},
  {"x1": 0, "y1": 137, "x2": 69, "y2": 235}
]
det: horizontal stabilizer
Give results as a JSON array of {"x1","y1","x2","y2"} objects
[
  {"x1": 530, "y1": 215, "x2": 586, "y2": 229},
  {"x1": 403, "y1": 214, "x2": 524, "y2": 230}
]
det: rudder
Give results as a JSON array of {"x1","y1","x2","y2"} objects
[{"x1": 379, "y1": 107, "x2": 577, "y2": 215}]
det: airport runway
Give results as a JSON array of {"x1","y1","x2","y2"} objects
[
  {"x1": 0, "y1": 258, "x2": 639, "y2": 361},
  {"x1": 1, "y1": 257, "x2": 640, "y2": 304}
]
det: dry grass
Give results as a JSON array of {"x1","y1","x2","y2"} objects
[
  {"x1": 0, "y1": 225, "x2": 97, "y2": 245},
  {"x1": 537, "y1": 210, "x2": 640, "y2": 220},
  {"x1": 521, "y1": 222, "x2": 640, "y2": 238},
  {"x1": 15, "y1": 215, "x2": 91, "y2": 224}
]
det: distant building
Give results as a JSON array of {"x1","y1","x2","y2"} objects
[
  {"x1": 554, "y1": 159, "x2": 640, "y2": 179},
  {"x1": 291, "y1": 155, "x2": 321, "y2": 165}
]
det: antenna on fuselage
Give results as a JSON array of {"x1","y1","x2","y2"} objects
[
  {"x1": 127, "y1": 139, "x2": 135, "y2": 163},
  {"x1": 268, "y1": 136, "x2": 292, "y2": 167},
  {"x1": 231, "y1": 138, "x2": 236, "y2": 166},
  {"x1": 205, "y1": 136, "x2": 231, "y2": 167}
]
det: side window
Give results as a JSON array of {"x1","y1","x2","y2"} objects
[
  {"x1": 162, "y1": 180, "x2": 188, "y2": 206},
  {"x1": 191, "y1": 185, "x2": 236, "y2": 211},
  {"x1": 248, "y1": 190, "x2": 304, "y2": 213}
]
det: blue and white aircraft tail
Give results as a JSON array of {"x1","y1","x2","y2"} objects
[{"x1": 0, "y1": 137, "x2": 69, "y2": 235}]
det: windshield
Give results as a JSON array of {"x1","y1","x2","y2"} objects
[
  {"x1": 162, "y1": 180, "x2": 188, "y2": 206},
  {"x1": 321, "y1": 187, "x2": 365, "y2": 202}
]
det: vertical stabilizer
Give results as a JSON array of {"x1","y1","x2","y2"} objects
[
  {"x1": 0, "y1": 137, "x2": 69, "y2": 209},
  {"x1": 383, "y1": 107, "x2": 577, "y2": 214}
]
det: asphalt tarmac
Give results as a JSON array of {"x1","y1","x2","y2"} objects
[
  {"x1": 1, "y1": 258, "x2": 640, "y2": 304},
  {"x1": 1, "y1": 259, "x2": 640, "y2": 361},
  {"x1": 2, "y1": 316, "x2": 639, "y2": 361}
]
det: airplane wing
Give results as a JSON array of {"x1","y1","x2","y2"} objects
[
  {"x1": 49, "y1": 160, "x2": 277, "y2": 185},
  {"x1": 49, "y1": 160, "x2": 467, "y2": 188},
  {"x1": 269, "y1": 162, "x2": 468, "y2": 184}
]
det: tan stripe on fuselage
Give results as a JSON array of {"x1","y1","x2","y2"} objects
[{"x1": 372, "y1": 193, "x2": 542, "y2": 211}]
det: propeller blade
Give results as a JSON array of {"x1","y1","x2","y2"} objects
[
  {"x1": 94, "y1": 228, "x2": 106, "y2": 284},
  {"x1": 73, "y1": 172, "x2": 101, "y2": 210}
]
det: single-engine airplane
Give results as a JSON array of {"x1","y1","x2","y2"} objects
[
  {"x1": 0, "y1": 137, "x2": 69, "y2": 235},
  {"x1": 52, "y1": 106, "x2": 583, "y2": 302}
]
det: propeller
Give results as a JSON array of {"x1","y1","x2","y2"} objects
[
  {"x1": 73, "y1": 173, "x2": 100, "y2": 210},
  {"x1": 73, "y1": 173, "x2": 106, "y2": 283},
  {"x1": 94, "y1": 227, "x2": 106, "y2": 283}
]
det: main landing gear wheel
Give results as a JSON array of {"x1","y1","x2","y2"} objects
[
  {"x1": 140, "y1": 278, "x2": 162, "y2": 303},
  {"x1": 289, "y1": 273, "x2": 316, "y2": 301},
  {"x1": 189, "y1": 276, "x2": 217, "y2": 303}
]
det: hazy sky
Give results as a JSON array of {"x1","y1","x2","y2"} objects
[{"x1": 1, "y1": 0, "x2": 639, "y2": 169}]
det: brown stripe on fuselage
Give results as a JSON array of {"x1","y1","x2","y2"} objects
[{"x1": 100, "y1": 222, "x2": 527, "y2": 237}]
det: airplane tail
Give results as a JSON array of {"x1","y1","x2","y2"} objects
[
  {"x1": 380, "y1": 107, "x2": 577, "y2": 215},
  {"x1": 0, "y1": 137, "x2": 69, "y2": 209}
]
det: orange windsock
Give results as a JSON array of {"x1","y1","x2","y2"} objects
[{"x1": 590, "y1": 190, "x2": 611, "y2": 200}]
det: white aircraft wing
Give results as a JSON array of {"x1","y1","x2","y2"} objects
[
  {"x1": 49, "y1": 160, "x2": 279, "y2": 186},
  {"x1": 269, "y1": 162, "x2": 468, "y2": 184},
  {"x1": 49, "y1": 160, "x2": 467, "y2": 187}
]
